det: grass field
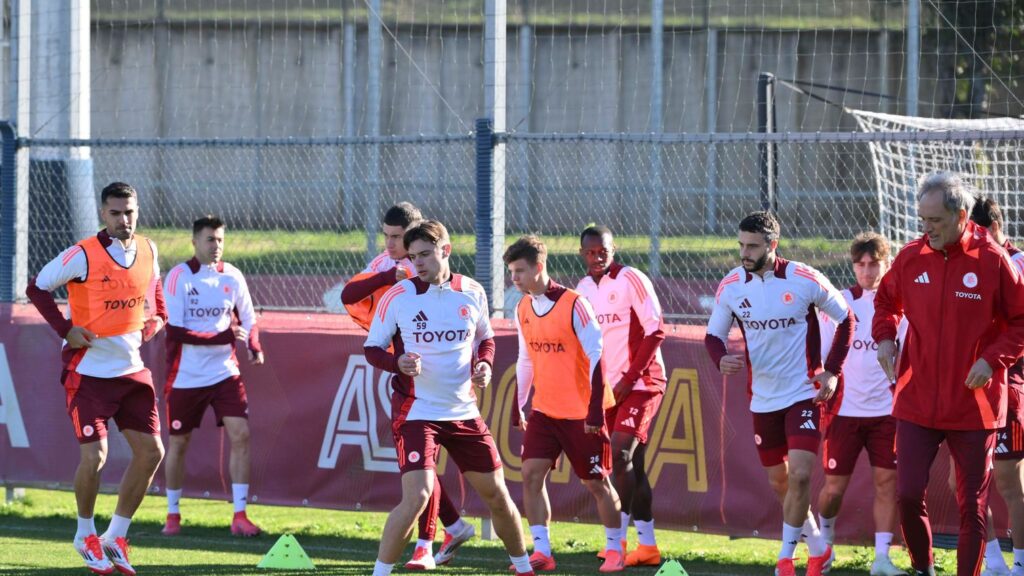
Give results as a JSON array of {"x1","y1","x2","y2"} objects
[
  {"x1": 142, "y1": 228, "x2": 853, "y2": 284},
  {"x1": 0, "y1": 488, "x2": 966, "y2": 575}
]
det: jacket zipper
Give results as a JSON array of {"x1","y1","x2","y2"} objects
[{"x1": 932, "y1": 252, "x2": 947, "y2": 427}]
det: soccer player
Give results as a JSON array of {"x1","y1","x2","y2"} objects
[
  {"x1": 160, "y1": 216, "x2": 265, "y2": 537},
  {"x1": 342, "y1": 202, "x2": 474, "y2": 569},
  {"x1": 506, "y1": 235, "x2": 624, "y2": 573},
  {"x1": 576, "y1": 225, "x2": 667, "y2": 567},
  {"x1": 364, "y1": 220, "x2": 534, "y2": 576},
  {"x1": 705, "y1": 210, "x2": 854, "y2": 576},
  {"x1": 26, "y1": 182, "x2": 167, "y2": 576},
  {"x1": 815, "y1": 232, "x2": 907, "y2": 576},
  {"x1": 874, "y1": 172, "x2": 1024, "y2": 576}
]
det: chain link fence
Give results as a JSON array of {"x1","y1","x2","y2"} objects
[{"x1": 17, "y1": 131, "x2": 1024, "y2": 320}]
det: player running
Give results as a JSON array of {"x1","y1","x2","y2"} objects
[
  {"x1": 705, "y1": 210, "x2": 854, "y2": 576},
  {"x1": 160, "y1": 216, "x2": 265, "y2": 538},
  {"x1": 342, "y1": 203, "x2": 474, "y2": 569},
  {"x1": 576, "y1": 225, "x2": 667, "y2": 567},
  {"x1": 815, "y1": 232, "x2": 907, "y2": 576},
  {"x1": 364, "y1": 220, "x2": 534, "y2": 576},
  {"x1": 26, "y1": 182, "x2": 167, "y2": 576},
  {"x1": 506, "y1": 235, "x2": 624, "y2": 573}
]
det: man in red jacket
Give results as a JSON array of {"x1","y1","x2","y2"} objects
[{"x1": 874, "y1": 171, "x2": 1024, "y2": 576}]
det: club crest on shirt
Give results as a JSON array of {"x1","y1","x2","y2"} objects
[
  {"x1": 607, "y1": 291, "x2": 619, "y2": 303},
  {"x1": 458, "y1": 304, "x2": 471, "y2": 320},
  {"x1": 781, "y1": 292, "x2": 795, "y2": 305},
  {"x1": 962, "y1": 272, "x2": 978, "y2": 288}
]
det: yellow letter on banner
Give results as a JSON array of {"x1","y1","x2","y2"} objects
[{"x1": 645, "y1": 368, "x2": 707, "y2": 492}]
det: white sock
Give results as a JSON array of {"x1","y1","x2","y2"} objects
[
  {"x1": 1013, "y1": 548, "x2": 1024, "y2": 569},
  {"x1": 372, "y1": 560, "x2": 394, "y2": 576},
  {"x1": 529, "y1": 524, "x2": 551, "y2": 556},
  {"x1": 104, "y1": 514, "x2": 132, "y2": 540},
  {"x1": 75, "y1": 515, "x2": 97, "y2": 540},
  {"x1": 605, "y1": 527, "x2": 622, "y2": 552},
  {"x1": 415, "y1": 538, "x2": 432, "y2": 552},
  {"x1": 780, "y1": 522, "x2": 802, "y2": 561},
  {"x1": 875, "y1": 532, "x2": 893, "y2": 560},
  {"x1": 636, "y1": 519, "x2": 657, "y2": 546},
  {"x1": 802, "y1": 519, "x2": 827, "y2": 557},
  {"x1": 446, "y1": 518, "x2": 469, "y2": 535},
  {"x1": 166, "y1": 488, "x2": 182, "y2": 514},
  {"x1": 232, "y1": 483, "x2": 249, "y2": 513},
  {"x1": 509, "y1": 553, "x2": 532, "y2": 573},
  {"x1": 819, "y1": 514, "x2": 835, "y2": 544},
  {"x1": 620, "y1": 511, "x2": 631, "y2": 541},
  {"x1": 987, "y1": 538, "x2": 1009, "y2": 568}
]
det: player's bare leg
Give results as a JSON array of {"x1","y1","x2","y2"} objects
[
  {"x1": 610, "y1": 432, "x2": 638, "y2": 549},
  {"x1": 775, "y1": 450, "x2": 829, "y2": 574},
  {"x1": 817, "y1": 473, "x2": 852, "y2": 541},
  {"x1": 161, "y1": 432, "x2": 191, "y2": 535},
  {"x1": 113, "y1": 430, "x2": 164, "y2": 519},
  {"x1": 583, "y1": 475, "x2": 626, "y2": 571},
  {"x1": 377, "y1": 470, "x2": 434, "y2": 565},
  {"x1": 75, "y1": 439, "x2": 109, "y2": 519},
  {"x1": 995, "y1": 459, "x2": 1024, "y2": 574},
  {"x1": 223, "y1": 417, "x2": 260, "y2": 536},
  {"x1": 462, "y1": 469, "x2": 528, "y2": 556},
  {"x1": 521, "y1": 458, "x2": 557, "y2": 570},
  {"x1": 625, "y1": 443, "x2": 661, "y2": 566}
]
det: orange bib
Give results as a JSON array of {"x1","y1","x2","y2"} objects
[
  {"x1": 67, "y1": 235, "x2": 154, "y2": 338},
  {"x1": 518, "y1": 290, "x2": 614, "y2": 420},
  {"x1": 344, "y1": 266, "x2": 412, "y2": 331}
]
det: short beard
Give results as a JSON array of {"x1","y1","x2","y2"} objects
[{"x1": 742, "y1": 252, "x2": 769, "y2": 273}]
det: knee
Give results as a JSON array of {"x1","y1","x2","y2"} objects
[
  {"x1": 787, "y1": 468, "x2": 812, "y2": 491},
  {"x1": 897, "y1": 480, "x2": 925, "y2": 504},
  {"x1": 820, "y1": 482, "x2": 846, "y2": 505},
  {"x1": 228, "y1": 426, "x2": 250, "y2": 448},
  {"x1": 583, "y1": 477, "x2": 614, "y2": 498},
  {"x1": 80, "y1": 448, "x2": 107, "y2": 472},
  {"x1": 402, "y1": 487, "x2": 432, "y2": 515},
  {"x1": 612, "y1": 448, "x2": 632, "y2": 474},
  {"x1": 522, "y1": 467, "x2": 548, "y2": 492},
  {"x1": 142, "y1": 438, "x2": 166, "y2": 469}
]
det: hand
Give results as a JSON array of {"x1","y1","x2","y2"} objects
[
  {"x1": 719, "y1": 354, "x2": 745, "y2": 375},
  {"x1": 808, "y1": 370, "x2": 838, "y2": 404},
  {"x1": 877, "y1": 339, "x2": 897, "y2": 383},
  {"x1": 232, "y1": 324, "x2": 249, "y2": 341},
  {"x1": 965, "y1": 358, "x2": 993, "y2": 390},
  {"x1": 398, "y1": 352, "x2": 422, "y2": 376},
  {"x1": 66, "y1": 326, "x2": 97, "y2": 349},
  {"x1": 395, "y1": 266, "x2": 410, "y2": 281},
  {"x1": 471, "y1": 362, "x2": 492, "y2": 388},
  {"x1": 515, "y1": 408, "x2": 531, "y2": 431},
  {"x1": 142, "y1": 316, "x2": 164, "y2": 342},
  {"x1": 249, "y1": 350, "x2": 265, "y2": 365},
  {"x1": 584, "y1": 423, "x2": 601, "y2": 434}
]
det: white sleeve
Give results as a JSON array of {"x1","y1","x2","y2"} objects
[
  {"x1": 474, "y1": 290, "x2": 495, "y2": 345},
  {"x1": 706, "y1": 298, "x2": 734, "y2": 342},
  {"x1": 625, "y1": 268, "x2": 664, "y2": 335},
  {"x1": 572, "y1": 296, "x2": 603, "y2": 376},
  {"x1": 34, "y1": 246, "x2": 88, "y2": 291},
  {"x1": 149, "y1": 239, "x2": 160, "y2": 277},
  {"x1": 164, "y1": 265, "x2": 187, "y2": 328},
  {"x1": 234, "y1": 271, "x2": 258, "y2": 333},
  {"x1": 514, "y1": 311, "x2": 533, "y2": 411},
  {"x1": 818, "y1": 310, "x2": 836, "y2": 359},
  {"x1": 365, "y1": 286, "x2": 401, "y2": 350},
  {"x1": 1013, "y1": 253, "x2": 1024, "y2": 277},
  {"x1": 805, "y1": 266, "x2": 850, "y2": 323}
]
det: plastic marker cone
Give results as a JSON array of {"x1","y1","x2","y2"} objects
[
  {"x1": 655, "y1": 559, "x2": 688, "y2": 576},
  {"x1": 257, "y1": 534, "x2": 315, "y2": 570}
]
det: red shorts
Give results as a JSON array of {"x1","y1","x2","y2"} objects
[
  {"x1": 822, "y1": 414, "x2": 897, "y2": 475},
  {"x1": 166, "y1": 376, "x2": 249, "y2": 435},
  {"x1": 751, "y1": 399, "x2": 821, "y2": 467},
  {"x1": 522, "y1": 410, "x2": 612, "y2": 480},
  {"x1": 605, "y1": 390, "x2": 664, "y2": 444},
  {"x1": 392, "y1": 417, "x2": 502, "y2": 475},
  {"x1": 995, "y1": 410, "x2": 1024, "y2": 461},
  {"x1": 63, "y1": 368, "x2": 160, "y2": 445}
]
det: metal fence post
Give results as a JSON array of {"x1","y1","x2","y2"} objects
[
  {"x1": 475, "y1": 119, "x2": 497, "y2": 315},
  {"x1": 0, "y1": 122, "x2": 21, "y2": 301},
  {"x1": 757, "y1": 72, "x2": 778, "y2": 213}
]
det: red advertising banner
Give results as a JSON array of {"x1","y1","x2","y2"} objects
[{"x1": 0, "y1": 304, "x2": 976, "y2": 543}]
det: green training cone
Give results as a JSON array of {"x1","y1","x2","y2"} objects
[
  {"x1": 257, "y1": 534, "x2": 316, "y2": 570},
  {"x1": 655, "y1": 559, "x2": 688, "y2": 576}
]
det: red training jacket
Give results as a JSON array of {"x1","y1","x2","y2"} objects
[{"x1": 872, "y1": 222, "x2": 1024, "y2": 430}]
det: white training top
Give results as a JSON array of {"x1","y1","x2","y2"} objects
[
  {"x1": 577, "y1": 264, "x2": 667, "y2": 393},
  {"x1": 365, "y1": 274, "x2": 494, "y2": 421},
  {"x1": 818, "y1": 287, "x2": 907, "y2": 418},
  {"x1": 164, "y1": 260, "x2": 258, "y2": 389},
  {"x1": 34, "y1": 238, "x2": 160, "y2": 378},
  {"x1": 706, "y1": 258, "x2": 850, "y2": 413}
]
